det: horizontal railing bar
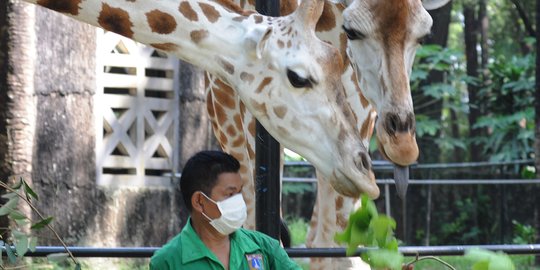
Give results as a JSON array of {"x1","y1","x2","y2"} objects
[
  {"x1": 163, "y1": 159, "x2": 536, "y2": 179},
  {"x1": 283, "y1": 177, "x2": 540, "y2": 185},
  {"x1": 284, "y1": 159, "x2": 534, "y2": 170},
  {"x1": 3, "y1": 244, "x2": 539, "y2": 258}
]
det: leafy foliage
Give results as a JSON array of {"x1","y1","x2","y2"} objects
[
  {"x1": 465, "y1": 249, "x2": 515, "y2": 270},
  {"x1": 335, "y1": 195, "x2": 518, "y2": 270},
  {"x1": 335, "y1": 195, "x2": 403, "y2": 270},
  {"x1": 0, "y1": 178, "x2": 80, "y2": 269}
]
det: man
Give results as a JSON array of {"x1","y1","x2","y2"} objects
[{"x1": 150, "y1": 150, "x2": 300, "y2": 270}]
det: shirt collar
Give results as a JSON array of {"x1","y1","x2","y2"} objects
[
  {"x1": 230, "y1": 228, "x2": 261, "y2": 254},
  {"x1": 181, "y1": 218, "x2": 219, "y2": 264},
  {"x1": 181, "y1": 219, "x2": 262, "y2": 264}
]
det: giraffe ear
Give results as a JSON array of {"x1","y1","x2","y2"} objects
[
  {"x1": 244, "y1": 26, "x2": 273, "y2": 59},
  {"x1": 297, "y1": 0, "x2": 325, "y2": 28}
]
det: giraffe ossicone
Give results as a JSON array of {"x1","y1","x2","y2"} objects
[{"x1": 25, "y1": 0, "x2": 380, "y2": 198}]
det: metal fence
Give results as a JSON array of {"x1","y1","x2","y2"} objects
[
  {"x1": 4, "y1": 160, "x2": 538, "y2": 260},
  {"x1": 5, "y1": 244, "x2": 540, "y2": 258}
]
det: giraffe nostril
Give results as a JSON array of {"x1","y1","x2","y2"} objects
[
  {"x1": 385, "y1": 113, "x2": 399, "y2": 135},
  {"x1": 354, "y1": 151, "x2": 371, "y2": 171}
]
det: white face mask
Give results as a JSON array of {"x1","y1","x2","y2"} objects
[{"x1": 201, "y1": 193, "x2": 247, "y2": 235}]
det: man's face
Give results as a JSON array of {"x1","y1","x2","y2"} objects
[{"x1": 203, "y1": 172, "x2": 243, "y2": 219}]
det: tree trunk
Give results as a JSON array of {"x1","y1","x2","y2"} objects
[
  {"x1": 177, "y1": 61, "x2": 220, "y2": 169},
  {"x1": 535, "y1": 2, "x2": 540, "y2": 265},
  {"x1": 464, "y1": 3, "x2": 482, "y2": 162},
  {"x1": 416, "y1": 2, "x2": 452, "y2": 164}
]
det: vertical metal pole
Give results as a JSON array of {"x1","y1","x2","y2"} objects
[{"x1": 254, "y1": 0, "x2": 280, "y2": 240}]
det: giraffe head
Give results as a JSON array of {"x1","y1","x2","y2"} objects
[
  {"x1": 223, "y1": 0, "x2": 379, "y2": 198},
  {"x1": 340, "y1": 0, "x2": 450, "y2": 166}
]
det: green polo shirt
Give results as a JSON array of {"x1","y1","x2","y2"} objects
[{"x1": 150, "y1": 219, "x2": 300, "y2": 270}]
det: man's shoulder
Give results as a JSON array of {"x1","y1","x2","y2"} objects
[
  {"x1": 236, "y1": 228, "x2": 273, "y2": 240},
  {"x1": 150, "y1": 233, "x2": 183, "y2": 265},
  {"x1": 235, "y1": 228, "x2": 280, "y2": 248}
]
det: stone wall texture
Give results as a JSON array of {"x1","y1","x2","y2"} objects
[{"x1": 1, "y1": 2, "x2": 190, "y2": 256}]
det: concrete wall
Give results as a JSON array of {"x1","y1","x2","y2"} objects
[{"x1": 1, "y1": 2, "x2": 191, "y2": 253}]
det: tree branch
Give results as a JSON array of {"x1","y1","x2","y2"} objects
[{"x1": 509, "y1": 0, "x2": 536, "y2": 37}]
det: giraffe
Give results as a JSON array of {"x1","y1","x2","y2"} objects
[
  {"x1": 22, "y1": 0, "x2": 381, "y2": 242},
  {"x1": 206, "y1": 0, "x2": 450, "y2": 269}
]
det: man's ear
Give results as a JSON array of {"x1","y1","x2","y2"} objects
[
  {"x1": 191, "y1": 191, "x2": 204, "y2": 213},
  {"x1": 244, "y1": 25, "x2": 273, "y2": 59}
]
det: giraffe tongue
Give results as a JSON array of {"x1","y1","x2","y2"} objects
[{"x1": 393, "y1": 165, "x2": 409, "y2": 199}]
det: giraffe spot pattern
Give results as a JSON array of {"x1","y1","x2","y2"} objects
[
  {"x1": 214, "y1": 103, "x2": 228, "y2": 129},
  {"x1": 351, "y1": 72, "x2": 370, "y2": 108},
  {"x1": 98, "y1": 3, "x2": 134, "y2": 38},
  {"x1": 226, "y1": 124, "x2": 236, "y2": 137},
  {"x1": 206, "y1": 90, "x2": 215, "y2": 116},
  {"x1": 212, "y1": 0, "x2": 245, "y2": 15},
  {"x1": 190, "y1": 29, "x2": 209, "y2": 44},
  {"x1": 233, "y1": 16, "x2": 248, "y2": 22},
  {"x1": 218, "y1": 130, "x2": 229, "y2": 145},
  {"x1": 247, "y1": 142, "x2": 255, "y2": 160},
  {"x1": 233, "y1": 114, "x2": 243, "y2": 130},
  {"x1": 253, "y1": 15, "x2": 263, "y2": 24},
  {"x1": 214, "y1": 86, "x2": 236, "y2": 109},
  {"x1": 150, "y1": 43, "x2": 179, "y2": 52},
  {"x1": 272, "y1": 105, "x2": 288, "y2": 119},
  {"x1": 277, "y1": 40, "x2": 285, "y2": 49},
  {"x1": 198, "y1": 3, "x2": 221, "y2": 23},
  {"x1": 218, "y1": 58, "x2": 235, "y2": 75},
  {"x1": 335, "y1": 196, "x2": 343, "y2": 210},
  {"x1": 340, "y1": 33, "x2": 350, "y2": 69},
  {"x1": 240, "y1": 72, "x2": 254, "y2": 84},
  {"x1": 146, "y1": 10, "x2": 177, "y2": 34},
  {"x1": 255, "y1": 77, "x2": 273, "y2": 94},
  {"x1": 360, "y1": 113, "x2": 374, "y2": 139},
  {"x1": 277, "y1": 126, "x2": 290, "y2": 137},
  {"x1": 37, "y1": 0, "x2": 81, "y2": 15},
  {"x1": 232, "y1": 136, "x2": 245, "y2": 148},
  {"x1": 179, "y1": 2, "x2": 198, "y2": 22},
  {"x1": 251, "y1": 99, "x2": 268, "y2": 118},
  {"x1": 247, "y1": 115, "x2": 256, "y2": 137}
]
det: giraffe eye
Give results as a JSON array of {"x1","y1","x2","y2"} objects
[
  {"x1": 342, "y1": 26, "x2": 365, "y2": 41},
  {"x1": 287, "y1": 69, "x2": 313, "y2": 88}
]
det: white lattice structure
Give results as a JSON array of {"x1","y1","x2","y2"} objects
[{"x1": 95, "y1": 30, "x2": 180, "y2": 187}]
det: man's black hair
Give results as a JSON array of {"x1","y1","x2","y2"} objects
[{"x1": 180, "y1": 150, "x2": 240, "y2": 211}]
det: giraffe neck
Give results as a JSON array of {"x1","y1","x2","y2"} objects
[{"x1": 29, "y1": 0, "x2": 267, "y2": 81}]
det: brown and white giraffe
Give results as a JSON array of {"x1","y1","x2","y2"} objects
[
  {"x1": 22, "y1": 0, "x2": 382, "y2": 238},
  {"x1": 206, "y1": 0, "x2": 450, "y2": 269}
]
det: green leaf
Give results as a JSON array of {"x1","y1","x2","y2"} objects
[
  {"x1": 488, "y1": 253, "x2": 515, "y2": 270},
  {"x1": 5, "y1": 243, "x2": 17, "y2": 264},
  {"x1": 11, "y1": 178, "x2": 23, "y2": 190},
  {"x1": 15, "y1": 235, "x2": 28, "y2": 257},
  {"x1": 31, "y1": 216, "x2": 54, "y2": 230},
  {"x1": 371, "y1": 215, "x2": 396, "y2": 248},
  {"x1": 466, "y1": 249, "x2": 516, "y2": 270},
  {"x1": 15, "y1": 219, "x2": 30, "y2": 226},
  {"x1": 12, "y1": 229, "x2": 25, "y2": 239},
  {"x1": 365, "y1": 249, "x2": 404, "y2": 270},
  {"x1": 23, "y1": 181, "x2": 39, "y2": 201},
  {"x1": 0, "y1": 196, "x2": 20, "y2": 216},
  {"x1": 8, "y1": 210, "x2": 27, "y2": 220},
  {"x1": 47, "y1": 252, "x2": 70, "y2": 263},
  {"x1": 1, "y1": 193, "x2": 18, "y2": 199},
  {"x1": 28, "y1": 237, "x2": 38, "y2": 252}
]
